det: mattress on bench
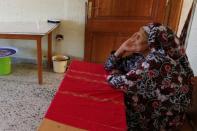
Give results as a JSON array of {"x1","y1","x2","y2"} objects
[{"x1": 38, "y1": 60, "x2": 127, "y2": 131}]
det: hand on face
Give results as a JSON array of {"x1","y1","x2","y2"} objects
[
  {"x1": 121, "y1": 32, "x2": 147, "y2": 53},
  {"x1": 115, "y1": 28, "x2": 148, "y2": 57}
]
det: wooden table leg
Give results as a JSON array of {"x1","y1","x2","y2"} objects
[
  {"x1": 37, "y1": 37, "x2": 43, "y2": 84},
  {"x1": 48, "y1": 33, "x2": 52, "y2": 68}
]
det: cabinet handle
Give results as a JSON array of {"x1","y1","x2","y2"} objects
[
  {"x1": 88, "y1": 1, "x2": 93, "y2": 19},
  {"x1": 85, "y1": 2, "x2": 88, "y2": 24},
  {"x1": 166, "y1": 0, "x2": 169, "y2": 6}
]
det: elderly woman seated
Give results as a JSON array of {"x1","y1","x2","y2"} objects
[{"x1": 104, "y1": 23, "x2": 194, "y2": 131}]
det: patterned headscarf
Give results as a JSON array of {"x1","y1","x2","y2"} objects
[
  {"x1": 105, "y1": 23, "x2": 194, "y2": 129},
  {"x1": 143, "y1": 23, "x2": 185, "y2": 60},
  {"x1": 136, "y1": 23, "x2": 194, "y2": 129},
  {"x1": 141, "y1": 23, "x2": 194, "y2": 92}
]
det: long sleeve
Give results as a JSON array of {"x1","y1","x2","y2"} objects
[
  {"x1": 104, "y1": 52, "x2": 125, "y2": 72},
  {"x1": 106, "y1": 73, "x2": 135, "y2": 92},
  {"x1": 104, "y1": 52, "x2": 142, "y2": 72},
  {"x1": 104, "y1": 52, "x2": 143, "y2": 91}
]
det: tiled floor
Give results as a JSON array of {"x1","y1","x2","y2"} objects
[{"x1": 0, "y1": 64, "x2": 64, "y2": 131}]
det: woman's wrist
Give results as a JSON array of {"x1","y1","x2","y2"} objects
[{"x1": 114, "y1": 48, "x2": 125, "y2": 57}]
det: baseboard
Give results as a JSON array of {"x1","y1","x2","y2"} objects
[
  {"x1": 11, "y1": 56, "x2": 84, "y2": 67},
  {"x1": 11, "y1": 57, "x2": 47, "y2": 67}
]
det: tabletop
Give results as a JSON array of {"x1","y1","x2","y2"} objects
[{"x1": 0, "y1": 21, "x2": 59, "y2": 36}]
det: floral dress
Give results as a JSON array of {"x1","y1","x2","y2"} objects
[{"x1": 104, "y1": 23, "x2": 194, "y2": 131}]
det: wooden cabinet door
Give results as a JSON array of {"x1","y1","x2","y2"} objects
[{"x1": 85, "y1": 0, "x2": 167, "y2": 63}]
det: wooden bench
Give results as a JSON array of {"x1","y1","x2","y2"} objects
[{"x1": 38, "y1": 61, "x2": 197, "y2": 131}]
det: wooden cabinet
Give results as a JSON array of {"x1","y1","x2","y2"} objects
[{"x1": 85, "y1": 0, "x2": 169, "y2": 63}]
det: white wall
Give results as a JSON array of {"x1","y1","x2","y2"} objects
[
  {"x1": 177, "y1": 0, "x2": 193, "y2": 36},
  {"x1": 187, "y1": 4, "x2": 197, "y2": 75},
  {"x1": 175, "y1": 0, "x2": 197, "y2": 75},
  {"x1": 0, "y1": 0, "x2": 87, "y2": 59}
]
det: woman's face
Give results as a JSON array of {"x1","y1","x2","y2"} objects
[{"x1": 130, "y1": 28, "x2": 149, "y2": 53}]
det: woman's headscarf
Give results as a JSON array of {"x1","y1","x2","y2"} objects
[
  {"x1": 142, "y1": 23, "x2": 194, "y2": 81},
  {"x1": 105, "y1": 23, "x2": 194, "y2": 129},
  {"x1": 130, "y1": 23, "x2": 194, "y2": 129},
  {"x1": 143, "y1": 23, "x2": 184, "y2": 60}
]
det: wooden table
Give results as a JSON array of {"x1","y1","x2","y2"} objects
[{"x1": 0, "y1": 22, "x2": 59, "y2": 84}]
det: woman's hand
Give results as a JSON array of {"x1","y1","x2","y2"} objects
[
  {"x1": 114, "y1": 36, "x2": 136, "y2": 57},
  {"x1": 110, "y1": 69, "x2": 120, "y2": 75},
  {"x1": 114, "y1": 28, "x2": 148, "y2": 57}
]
